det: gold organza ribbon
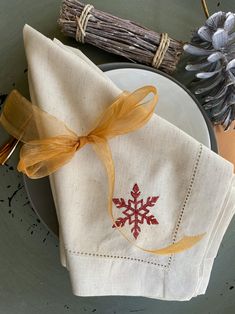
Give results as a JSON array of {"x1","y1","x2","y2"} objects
[{"x1": 0, "y1": 88, "x2": 205, "y2": 254}]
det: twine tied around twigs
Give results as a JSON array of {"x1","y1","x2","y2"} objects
[
  {"x1": 152, "y1": 33, "x2": 170, "y2": 68},
  {"x1": 76, "y1": 4, "x2": 94, "y2": 43},
  {"x1": 58, "y1": 0, "x2": 183, "y2": 74}
]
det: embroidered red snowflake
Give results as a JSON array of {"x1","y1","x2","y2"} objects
[{"x1": 112, "y1": 183, "x2": 159, "y2": 239}]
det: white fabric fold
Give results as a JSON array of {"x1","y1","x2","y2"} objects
[{"x1": 23, "y1": 25, "x2": 235, "y2": 301}]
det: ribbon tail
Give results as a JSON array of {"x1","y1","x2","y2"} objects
[
  {"x1": 92, "y1": 138, "x2": 133, "y2": 236},
  {"x1": 91, "y1": 138, "x2": 115, "y2": 218},
  {"x1": 143, "y1": 234, "x2": 206, "y2": 255}
]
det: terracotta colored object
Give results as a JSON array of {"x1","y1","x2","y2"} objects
[{"x1": 215, "y1": 123, "x2": 235, "y2": 171}]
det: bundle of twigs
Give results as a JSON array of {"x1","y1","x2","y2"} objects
[{"x1": 58, "y1": 0, "x2": 183, "y2": 74}]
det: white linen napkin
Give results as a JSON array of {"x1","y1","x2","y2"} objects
[{"x1": 23, "y1": 25, "x2": 235, "y2": 301}]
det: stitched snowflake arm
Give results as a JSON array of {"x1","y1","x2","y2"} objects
[
  {"x1": 131, "y1": 224, "x2": 141, "y2": 239},
  {"x1": 143, "y1": 196, "x2": 159, "y2": 225},
  {"x1": 112, "y1": 198, "x2": 129, "y2": 228},
  {"x1": 112, "y1": 198, "x2": 128, "y2": 209},
  {"x1": 112, "y1": 216, "x2": 129, "y2": 228}
]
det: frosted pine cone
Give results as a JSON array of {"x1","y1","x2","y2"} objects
[{"x1": 184, "y1": 11, "x2": 235, "y2": 130}]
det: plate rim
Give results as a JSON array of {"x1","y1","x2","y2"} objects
[{"x1": 99, "y1": 62, "x2": 217, "y2": 153}]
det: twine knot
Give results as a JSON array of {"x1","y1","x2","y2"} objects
[
  {"x1": 76, "y1": 4, "x2": 94, "y2": 43},
  {"x1": 152, "y1": 33, "x2": 170, "y2": 69}
]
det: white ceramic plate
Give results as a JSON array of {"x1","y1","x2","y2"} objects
[{"x1": 103, "y1": 66, "x2": 211, "y2": 147}]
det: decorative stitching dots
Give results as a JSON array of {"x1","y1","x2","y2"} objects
[
  {"x1": 167, "y1": 144, "x2": 203, "y2": 267},
  {"x1": 172, "y1": 144, "x2": 203, "y2": 244},
  {"x1": 66, "y1": 249, "x2": 168, "y2": 268}
]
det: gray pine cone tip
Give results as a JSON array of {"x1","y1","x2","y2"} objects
[{"x1": 184, "y1": 11, "x2": 235, "y2": 131}]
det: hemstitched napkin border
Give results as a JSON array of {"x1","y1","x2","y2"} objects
[{"x1": 65, "y1": 143, "x2": 203, "y2": 269}]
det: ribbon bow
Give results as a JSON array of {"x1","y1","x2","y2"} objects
[{"x1": 0, "y1": 87, "x2": 204, "y2": 254}]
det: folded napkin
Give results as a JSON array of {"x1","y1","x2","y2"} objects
[{"x1": 23, "y1": 25, "x2": 235, "y2": 301}]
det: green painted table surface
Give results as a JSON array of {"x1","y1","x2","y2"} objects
[{"x1": 0, "y1": 1, "x2": 235, "y2": 313}]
